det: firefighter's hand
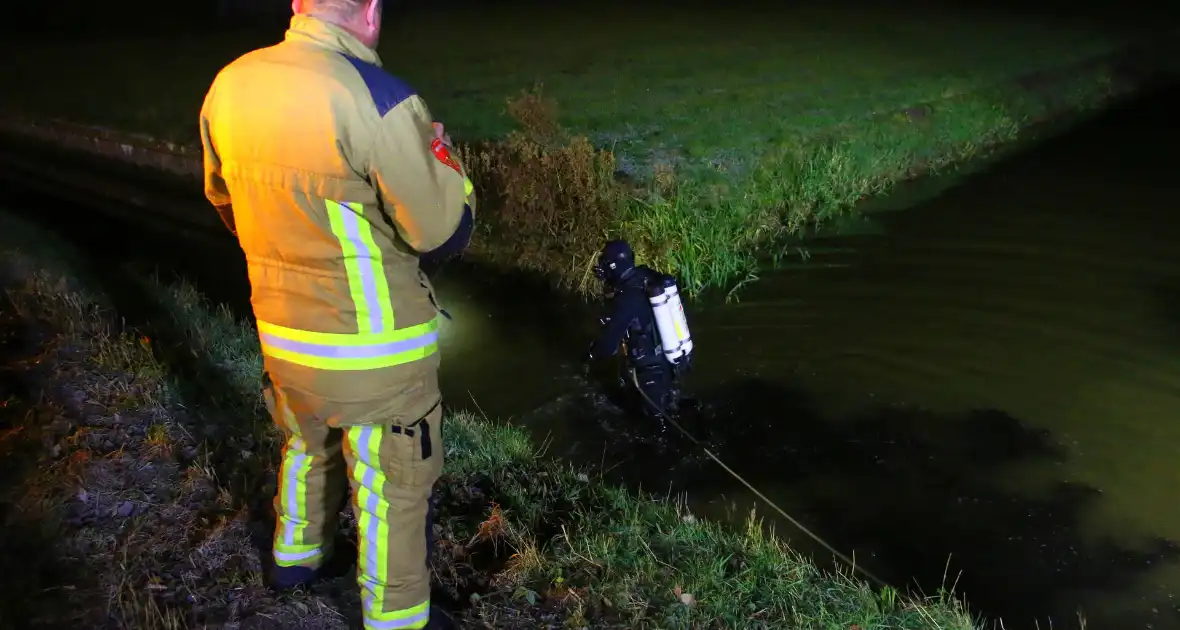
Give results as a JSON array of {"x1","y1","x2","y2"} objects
[{"x1": 432, "y1": 122, "x2": 453, "y2": 149}]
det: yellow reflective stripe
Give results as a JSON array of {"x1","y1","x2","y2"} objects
[
  {"x1": 286, "y1": 394, "x2": 313, "y2": 547},
  {"x1": 367, "y1": 600, "x2": 430, "y2": 629},
  {"x1": 256, "y1": 319, "x2": 435, "y2": 346},
  {"x1": 275, "y1": 388, "x2": 319, "y2": 564},
  {"x1": 369, "y1": 427, "x2": 391, "y2": 622},
  {"x1": 256, "y1": 317, "x2": 440, "y2": 371},
  {"x1": 274, "y1": 543, "x2": 324, "y2": 566},
  {"x1": 274, "y1": 542, "x2": 321, "y2": 554},
  {"x1": 324, "y1": 200, "x2": 396, "y2": 334},
  {"x1": 259, "y1": 200, "x2": 438, "y2": 371},
  {"x1": 260, "y1": 340, "x2": 437, "y2": 371},
  {"x1": 351, "y1": 204, "x2": 396, "y2": 332},
  {"x1": 325, "y1": 200, "x2": 375, "y2": 333},
  {"x1": 346, "y1": 426, "x2": 401, "y2": 626},
  {"x1": 463, "y1": 176, "x2": 474, "y2": 198}
]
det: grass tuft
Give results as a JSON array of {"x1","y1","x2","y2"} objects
[{"x1": 459, "y1": 86, "x2": 625, "y2": 296}]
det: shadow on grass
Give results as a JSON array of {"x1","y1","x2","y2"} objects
[
  {"x1": 531, "y1": 377, "x2": 1180, "y2": 630},
  {"x1": 0, "y1": 292, "x2": 96, "y2": 626}
]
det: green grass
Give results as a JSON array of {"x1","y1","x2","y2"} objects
[
  {"x1": 0, "y1": 4, "x2": 1164, "y2": 296},
  {"x1": 0, "y1": 6, "x2": 1132, "y2": 152},
  {"x1": 0, "y1": 213, "x2": 982, "y2": 627}
]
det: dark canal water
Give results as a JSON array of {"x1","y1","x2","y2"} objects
[{"x1": 2, "y1": 82, "x2": 1179, "y2": 629}]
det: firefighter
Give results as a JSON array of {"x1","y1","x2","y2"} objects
[{"x1": 198, "y1": 1, "x2": 473, "y2": 628}]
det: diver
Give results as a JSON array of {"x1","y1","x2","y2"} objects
[{"x1": 585, "y1": 239, "x2": 695, "y2": 427}]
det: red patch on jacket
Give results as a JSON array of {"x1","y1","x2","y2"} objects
[{"x1": 430, "y1": 138, "x2": 462, "y2": 175}]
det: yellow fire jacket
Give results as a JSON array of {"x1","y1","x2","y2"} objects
[{"x1": 199, "y1": 14, "x2": 475, "y2": 404}]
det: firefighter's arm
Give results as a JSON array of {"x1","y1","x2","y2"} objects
[
  {"x1": 370, "y1": 94, "x2": 476, "y2": 256},
  {"x1": 198, "y1": 86, "x2": 236, "y2": 236}
]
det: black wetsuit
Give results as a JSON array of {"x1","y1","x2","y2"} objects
[{"x1": 590, "y1": 266, "x2": 678, "y2": 418}]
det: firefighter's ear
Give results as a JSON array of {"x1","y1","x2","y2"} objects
[
  {"x1": 291, "y1": 0, "x2": 303, "y2": 14},
  {"x1": 364, "y1": 0, "x2": 381, "y2": 28}
]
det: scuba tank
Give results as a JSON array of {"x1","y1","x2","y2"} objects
[{"x1": 646, "y1": 273, "x2": 693, "y2": 365}]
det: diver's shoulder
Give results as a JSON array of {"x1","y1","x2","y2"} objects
[{"x1": 633, "y1": 265, "x2": 660, "y2": 279}]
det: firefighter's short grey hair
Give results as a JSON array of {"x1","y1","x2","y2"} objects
[{"x1": 305, "y1": 0, "x2": 372, "y2": 18}]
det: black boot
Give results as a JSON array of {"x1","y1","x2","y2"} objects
[
  {"x1": 265, "y1": 535, "x2": 357, "y2": 592},
  {"x1": 267, "y1": 564, "x2": 320, "y2": 591},
  {"x1": 427, "y1": 605, "x2": 457, "y2": 629}
]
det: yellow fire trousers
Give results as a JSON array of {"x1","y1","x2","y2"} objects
[{"x1": 263, "y1": 372, "x2": 444, "y2": 630}]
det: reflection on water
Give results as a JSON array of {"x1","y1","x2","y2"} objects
[{"x1": 3, "y1": 81, "x2": 1180, "y2": 629}]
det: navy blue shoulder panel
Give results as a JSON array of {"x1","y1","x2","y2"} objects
[{"x1": 340, "y1": 54, "x2": 417, "y2": 117}]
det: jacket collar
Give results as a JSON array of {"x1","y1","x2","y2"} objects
[{"x1": 284, "y1": 13, "x2": 382, "y2": 66}]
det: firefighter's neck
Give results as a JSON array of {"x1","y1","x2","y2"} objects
[
  {"x1": 321, "y1": 14, "x2": 378, "y2": 48},
  {"x1": 295, "y1": 1, "x2": 381, "y2": 49}
]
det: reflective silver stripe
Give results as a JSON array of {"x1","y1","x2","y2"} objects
[
  {"x1": 365, "y1": 608, "x2": 431, "y2": 630},
  {"x1": 274, "y1": 547, "x2": 323, "y2": 563},
  {"x1": 258, "y1": 329, "x2": 438, "y2": 359}
]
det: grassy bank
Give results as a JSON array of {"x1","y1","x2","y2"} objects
[
  {"x1": 0, "y1": 215, "x2": 980, "y2": 627},
  {"x1": 0, "y1": 5, "x2": 1163, "y2": 295}
]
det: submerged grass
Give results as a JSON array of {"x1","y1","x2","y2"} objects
[
  {"x1": 0, "y1": 5, "x2": 1161, "y2": 296},
  {"x1": 0, "y1": 217, "x2": 981, "y2": 627}
]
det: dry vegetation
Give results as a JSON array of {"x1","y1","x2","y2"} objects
[
  {"x1": 458, "y1": 88, "x2": 625, "y2": 296},
  {"x1": 0, "y1": 255, "x2": 342, "y2": 629}
]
